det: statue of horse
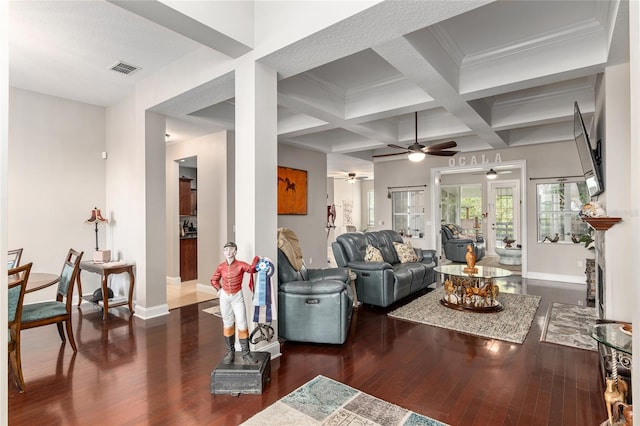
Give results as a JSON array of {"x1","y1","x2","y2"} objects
[
  {"x1": 604, "y1": 377, "x2": 626, "y2": 426},
  {"x1": 444, "y1": 279, "x2": 456, "y2": 302},
  {"x1": 465, "y1": 283, "x2": 490, "y2": 306}
]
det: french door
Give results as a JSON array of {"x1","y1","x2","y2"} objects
[{"x1": 487, "y1": 180, "x2": 520, "y2": 255}]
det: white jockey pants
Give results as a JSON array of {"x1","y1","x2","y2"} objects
[{"x1": 219, "y1": 289, "x2": 248, "y2": 331}]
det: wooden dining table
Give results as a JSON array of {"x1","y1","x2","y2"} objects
[{"x1": 24, "y1": 272, "x2": 60, "y2": 293}]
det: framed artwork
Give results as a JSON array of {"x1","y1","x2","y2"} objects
[{"x1": 278, "y1": 166, "x2": 307, "y2": 215}]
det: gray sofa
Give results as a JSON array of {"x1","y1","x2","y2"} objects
[
  {"x1": 441, "y1": 224, "x2": 486, "y2": 263},
  {"x1": 277, "y1": 249, "x2": 353, "y2": 344},
  {"x1": 331, "y1": 230, "x2": 437, "y2": 308}
]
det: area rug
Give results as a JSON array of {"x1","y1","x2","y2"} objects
[
  {"x1": 241, "y1": 375, "x2": 447, "y2": 425},
  {"x1": 476, "y1": 255, "x2": 522, "y2": 275},
  {"x1": 202, "y1": 306, "x2": 221, "y2": 318},
  {"x1": 388, "y1": 287, "x2": 540, "y2": 344},
  {"x1": 540, "y1": 302, "x2": 597, "y2": 351}
]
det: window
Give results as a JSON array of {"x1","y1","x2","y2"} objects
[
  {"x1": 537, "y1": 182, "x2": 590, "y2": 243},
  {"x1": 367, "y1": 190, "x2": 375, "y2": 227},
  {"x1": 441, "y1": 185, "x2": 482, "y2": 238},
  {"x1": 392, "y1": 190, "x2": 425, "y2": 237}
]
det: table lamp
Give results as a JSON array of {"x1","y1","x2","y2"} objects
[{"x1": 86, "y1": 207, "x2": 111, "y2": 262}]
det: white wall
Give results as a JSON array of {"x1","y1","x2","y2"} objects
[
  {"x1": 600, "y1": 63, "x2": 633, "y2": 321},
  {"x1": 8, "y1": 88, "x2": 105, "y2": 303},
  {"x1": 334, "y1": 179, "x2": 363, "y2": 233}
]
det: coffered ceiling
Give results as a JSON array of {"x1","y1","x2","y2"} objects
[{"x1": 9, "y1": 1, "x2": 629, "y2": 180}]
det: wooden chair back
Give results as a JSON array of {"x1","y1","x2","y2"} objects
[
  {"x1": 8, "y1": 262, "x2": 32, "y2": 392},
  {"x1": 20, "y1": 248, "x2": 84, "y2": 353},
  {"x1": 8, "y1": 248, "x2": 23, "y2": 270}
]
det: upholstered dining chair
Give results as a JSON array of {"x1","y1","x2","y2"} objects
[
  {"x1": 8, "y1": 262, "x2": 32, "y2": 392},
  {"x1": 21, "y1": 248, "x2": 83, "y2": 352},
  {"x1": 8, "y1": 248, "x2": 23, "y2": 269}
]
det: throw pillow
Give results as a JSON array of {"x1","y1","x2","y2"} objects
[
  {"x1": 393, "y1": 241, "x2": 418, "y2": 263},
  {"x1": 364, "y1": 244, "x2": 384, "y2": 262}
]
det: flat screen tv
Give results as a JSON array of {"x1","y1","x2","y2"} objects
[{"x1": 574, "y1": 101, "x2": 603, "y2": 197}]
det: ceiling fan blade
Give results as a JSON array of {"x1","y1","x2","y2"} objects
[
  {"x1": 423, "y1": 140, "x2": 457, "y2": 152},
  {"x1": 372, "y1": 151, "x2": 410, "y2": 158},
  {"x1": 387, "y1": 144, "x2": 409, "y2": 150},
  {"x1": 427, "y1": 150, "x2": 458, "y2": 157}
]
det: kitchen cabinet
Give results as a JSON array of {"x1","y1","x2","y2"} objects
[
  {"x1": 179, "y1": 177, "x2": 192, "y2": 216},
  {"x1": 180, "y1": 238, "x2": 198, "y2": 281}
]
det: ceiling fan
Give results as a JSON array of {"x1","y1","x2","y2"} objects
[
  {"x1": 372, "y1": 112, "x2": 459, "y2": 162},
  {"x1": 343, "y1": 172, "x2": 368, "y2": 183}
]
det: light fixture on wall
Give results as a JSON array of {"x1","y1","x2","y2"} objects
[
  {"x1": 86, "y1": 207, "x2": 111, "y2": 262},
  {"x1": 486, "y1": 169, "x2": 498, "y2": 180}
]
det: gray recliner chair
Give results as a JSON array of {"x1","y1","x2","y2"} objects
[
  {"x1": 441, "y1": 224, "x2": 485, "y2": 263},
  {"x1": 277, "y1": 249, "x2": 353, "y2": 344}
]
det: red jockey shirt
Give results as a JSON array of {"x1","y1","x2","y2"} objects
[{"x1": 210, "y1": 256, "x2": 258, "y2": 295}]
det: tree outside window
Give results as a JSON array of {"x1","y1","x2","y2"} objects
[{"x1": 537, "y1": 182, "x2": 590, "y2": 243}]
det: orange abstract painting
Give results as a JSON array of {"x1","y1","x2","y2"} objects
[{"x1": 277, "y1": 166, "x2": 307, "y2": 215}]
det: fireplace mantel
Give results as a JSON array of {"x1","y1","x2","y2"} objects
[{"x1": 581, "y1": 217, "x2": 622, "y2": 231}]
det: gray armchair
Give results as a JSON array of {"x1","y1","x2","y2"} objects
[
  {"x1": 277, "y1": 249, "x2": 353, "y2": 344},
  {"x1": 441, "y1": 224, "x2": 485, "y2": 263}
]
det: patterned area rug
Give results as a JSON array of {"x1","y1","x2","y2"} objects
[
  {"x1": 540, "y1": 302, "x2": 598, "y2": 351},
  {"x1": 388, "y1": 287, "x2": 540, "y2": 344},
  {"x1": 241, "y1": 375, "x2": 447, "y2": 425}
]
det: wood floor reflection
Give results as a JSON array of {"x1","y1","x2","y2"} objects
[{"x1": 9, "y1": 276, "x2": 605, "y2": 425}]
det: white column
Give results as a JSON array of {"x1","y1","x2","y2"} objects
[
  {"x1": 235, "y1": 57, "x2": 280, "y2": 357},
  {"x1": 629, "y1": 0, "x2": 640, "y2": 410}
]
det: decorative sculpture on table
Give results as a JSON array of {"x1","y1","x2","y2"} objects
[
  {"x1": 444, "y1": 279, "x2": 456, "y2": 302},
  {"x1": 210, "y1": 242, "x2": 259, "y2": 364},
  {"x1": 463, "y1": 244, "x2": 477, "y2": 274},
  {"x1": 604, "y1": 376, "x2": 628, "y2": 426},
  {"x1": 502, "y1": 235, "x2": 516, "y2": 248},
  {"x1": 85, "y1": 207, "x2": 111, "y2": 262}
]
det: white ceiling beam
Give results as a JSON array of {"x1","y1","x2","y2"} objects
[
  {"x1": 374, "y1": 36, "x2": 508, "y2": 149},
  {"x1": 109, "y1": 0, "x2": 252, "y2": 58}
]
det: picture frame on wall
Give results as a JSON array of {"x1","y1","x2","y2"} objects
[{"x1": 277, "y1": 166, "x2": 307, "y2": 215}]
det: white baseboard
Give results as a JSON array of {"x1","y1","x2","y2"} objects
[
  {"x1": 166, "y1": 276, "x2": 181, "y2": 286},
  {"x1": 134, "y1": 303, "x2": 170, "y2": 320},
  {"x1": 254, "y1": 340, "x2": 282, "y2": 359},
  {"x1": 525, "y1": 272, "x2": 586, "y2": 286}
]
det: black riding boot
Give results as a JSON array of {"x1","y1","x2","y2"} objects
[
  {"x1": 223, "y1": 335, "x2": 235, "y2": 364},
  {"x1": 239, "y1": 338, "x2": 258, "y2": 364}
]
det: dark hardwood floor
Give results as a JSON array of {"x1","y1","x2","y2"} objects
[{"x1": 9, "y1": 276, "x2": 606, "y2": 425}]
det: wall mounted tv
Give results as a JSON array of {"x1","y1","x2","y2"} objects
[{"x1": 574, "y1": 101, "x2": 603, "y2": 197}]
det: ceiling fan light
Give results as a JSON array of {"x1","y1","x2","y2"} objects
[
  {"x1": 408, "y1": 151, "x2": 426, "y2": 162},
  {"x1": 486, "y1": 169, "x2": 498, "y2": 179}
]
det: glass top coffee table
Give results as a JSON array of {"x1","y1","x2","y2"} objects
[{"x1": 434, "y1": 264, "x2": 512, "y2": 312}]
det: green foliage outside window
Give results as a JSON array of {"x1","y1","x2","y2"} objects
[{"x1": 537, "y1": 182, "x2": 590, "y2": 244}]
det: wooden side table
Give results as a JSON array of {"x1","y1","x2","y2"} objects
[{"x1": 77, "y1": 261, "x2": 135, "y2": 320}]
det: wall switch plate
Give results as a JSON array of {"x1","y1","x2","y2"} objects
[{"x1": 577, "y1": 260, "x2": 584, "y2": 268}]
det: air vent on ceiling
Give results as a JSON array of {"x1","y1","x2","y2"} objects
[{"x1": 109, "y1": 61, "x2": 140, "y2": 75}]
